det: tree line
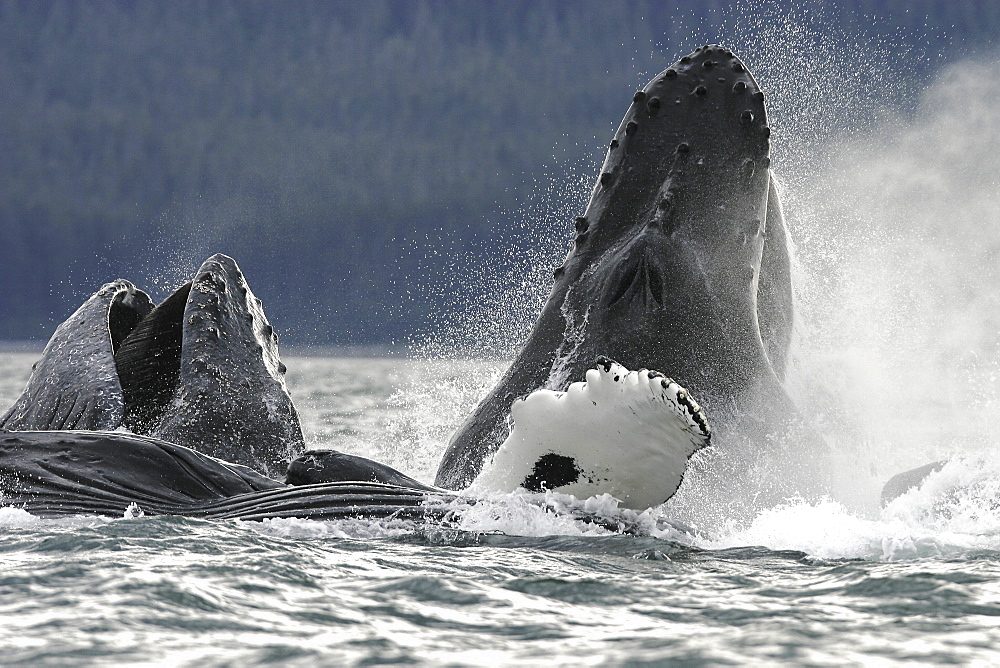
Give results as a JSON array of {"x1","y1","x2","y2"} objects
[{"x1": 1, "y1": 0, "x2": 996, "y2": 345}]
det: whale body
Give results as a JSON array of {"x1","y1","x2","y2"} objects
[{"x1": 0, "y1": 431, "x2": 447, "y2": 521}]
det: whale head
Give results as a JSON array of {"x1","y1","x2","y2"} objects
[
  {"x1": 437, "y1": 46, "x2": 791, "y2": 490},
  {"x1": 555, "y1": 44, "x2": 774, "y2": 395}
]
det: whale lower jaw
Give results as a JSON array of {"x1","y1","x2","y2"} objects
[
  {"x1": 470, "y1": 359, "x2": 710, "y2": 510},
  {"x1": 0, "y1": 280, "x2": 153, "y2": 432}
]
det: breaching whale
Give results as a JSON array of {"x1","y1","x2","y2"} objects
[{"x1": 0, "y1": 45, "x2": 797, "y2": 521}]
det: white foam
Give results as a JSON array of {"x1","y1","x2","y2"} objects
[
  {"x1": 6, "y1": 453, "x2": 999, "y2": 562},
  {"x1": 0, "y1": 505, "x2": 113, "y2": 530},
  {"x1": 470, "y1": 360, "x2": 710, "y2": 509},
  {"x1": 689, "y1": 455, "x2": 1000, "y2": 561},
  {"x1": 236, "y1": 487, "x2": 703, "y2": 543},
  {"x1": 448, "y1": 490, "x2": 615, "y2": 537},
  {"x1": 249, "y1": 516, "x2": 423, "y2": 541},
  {"x1": 123, "y1": 502, "x2": 145, "y2": 519}
]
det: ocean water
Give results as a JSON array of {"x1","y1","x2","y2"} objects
[{"x1": 3, "y1": 353, "x2": 1000, "y2": 666}]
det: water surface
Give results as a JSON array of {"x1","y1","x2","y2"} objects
[{"x1": 3, "y1": 353, "x2": 1000, "y2": 666}]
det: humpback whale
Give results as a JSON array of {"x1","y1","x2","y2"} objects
[
  {"x1": 0, "y1": 431, "x2": 449, "y2": 521},
  {"x1": 0, "y1": 45, "x2": 797, "y2": 521},
  {"x1": 881, "y1": 461, "x2": 947, "y2": 506},
  {"x1": 1, "y1": 254, "x2": 304, "y2": 478},
  {"x1": 436, "y1": 44, "x2": 794, "y2": 490}
]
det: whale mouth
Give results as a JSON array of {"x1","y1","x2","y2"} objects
[
  {"x1": 0, "y1": 254, "x2": 304, "y2": 478},
  {"x1": 115, "y1": 281, "x2": 191, "y2": 433},
  {"x1": 107, "y1": 287, "x2": 155, "y2": 354}
]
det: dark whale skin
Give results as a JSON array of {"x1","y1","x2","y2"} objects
[
  {"x1": 140, "y1": 254, "x2": 305, "y2": 477},
  {"x1": 0, "y1": 280, "x2": 153, "y2": 432},
  {"x1": 0, "y1": 432, "x2": 450, "y2": 521},
  {"x1": 880, "y1": 461, "x2": 947, "y2": 507},
  {"x1": 436, "y1": 45, "x2": 790, "y2": 489},
  {"x1": 285, "y1": 449, "x2": 442, "y2": 492},
  {"x1": 2, "y1": 254, "x2": 305, "y2": 479}
]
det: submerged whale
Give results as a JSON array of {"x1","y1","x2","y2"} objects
[{"x1": 0, "y1": 45, "x2": 797, "y2": 522}]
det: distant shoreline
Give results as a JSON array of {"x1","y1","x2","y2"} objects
[
  {"x1": 282, "y1": 345, "x2": 404, "y2": 358},
  {"x1": 0, "y1": 341, "x2": 43, "y2": 354},
  {"x1": 0, "y1": 341, "x2": 502, "y2": 361},
  {"x1": 0, "y1": 340, "x2": 404, "y2": 358}
]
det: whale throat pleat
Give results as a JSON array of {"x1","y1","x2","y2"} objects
[{"x1": 115, "y1": 281, "x2": 192, "y2": 432}]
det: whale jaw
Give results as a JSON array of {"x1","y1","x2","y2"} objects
[
  {"x1": 136, "y1": 255, "x2": 305, "y2": 477},
  {"x1": 0, "y1": 280, "x2": 153, "y2": 432}
]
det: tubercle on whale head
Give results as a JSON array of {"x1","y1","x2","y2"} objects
[
  {"x1": 552, "y1": 45, "x2": 774, "y2": 385},
  {"x1": 561, "y1": 45, "x2": 771, "y2": 289},
  {"x1": 189, "y1": 254, "x2": 289, "y2": 386}
]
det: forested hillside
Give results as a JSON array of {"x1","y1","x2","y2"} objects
[{"x1": 2, "y1": 0, "x2": 998, "y2": 345}]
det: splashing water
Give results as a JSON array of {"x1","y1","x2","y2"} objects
[{"x1": 1, "y1": 12, "x2": 987, "y2": 564}]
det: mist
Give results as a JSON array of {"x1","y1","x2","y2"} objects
[{"x1": 791, "y1": 55, "x2": 1000, "y2": 497}]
